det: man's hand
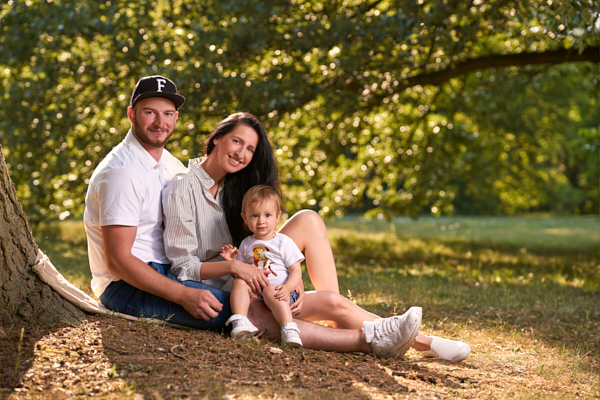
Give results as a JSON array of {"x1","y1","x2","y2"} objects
[
  {"x1": 219, "y1": 244, "x2": 239, "y2": 261},
  {"x1": 274, "y1": 285, "x2": 291, "y2": 302},
  {"x1": 180, "y1": 287, "x2": 223, "y2": 321}
]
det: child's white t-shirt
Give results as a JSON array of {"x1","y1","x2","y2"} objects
[{"x1": 236, "y1": 232, "x2": 305, "y2": 286}]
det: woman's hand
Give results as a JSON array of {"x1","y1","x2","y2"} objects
[
  {"x1": 290, "y1": 279, "x2": 305, "y2": 317},
  {"x1": 229, "y1": 260, "x2": 270, "y2": 295}
]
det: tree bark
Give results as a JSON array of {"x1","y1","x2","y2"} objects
[{"x1": 0, "y1": 144, "x2": 85, "y2": 326}]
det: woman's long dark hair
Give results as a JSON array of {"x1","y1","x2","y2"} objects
[{"x1": 205, "y1": 112, "x2": 281, "y2": 246}]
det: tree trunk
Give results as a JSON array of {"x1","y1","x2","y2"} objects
[{"x1": 0, "y1": 144, "x2": 85, "y2": 326}]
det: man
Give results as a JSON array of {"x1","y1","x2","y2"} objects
[
  {"x1": 85, "y1": 75, "x2": 232, "y2": 329},
  {"x1": 84, "y1": 75, "x2": 458, "y2": 360}
]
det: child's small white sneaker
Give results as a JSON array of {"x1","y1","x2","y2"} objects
[
  {"x1": 281, "y1": 322, "x2": 303, "y2": 347},
  {"x1": 226, "y1": 314, "x2": 259, "y2": 339},
  {"x1": 419, "y1": 336, "x2": 471, "y2": 363}
]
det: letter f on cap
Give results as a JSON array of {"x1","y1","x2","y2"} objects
[{"x1": 156, "y1": 78, "x2": 166, "y2": 92}]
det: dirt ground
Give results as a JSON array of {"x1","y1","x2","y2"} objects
[{"x1": 0, "y1": 314, "x2": 598, "y2": 399}]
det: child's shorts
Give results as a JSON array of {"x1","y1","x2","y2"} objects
[{"x1": 258, "y1": 291, "x2": 299, "y2": 317}]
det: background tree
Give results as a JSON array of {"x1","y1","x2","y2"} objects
[
  {"x1": 1, "y1": 0, "x2": 598, "y2": 223},
  {"x1": 0, "y1": 144, "x2": 84, "y2": 325}
]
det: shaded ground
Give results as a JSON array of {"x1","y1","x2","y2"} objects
[{"x1": 1, "y1": 314, "x2": 598, "y2": 399}]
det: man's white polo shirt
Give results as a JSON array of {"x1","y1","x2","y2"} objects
[{"x1": 84, "y1": 130, "x2": 186, "y2": 298}]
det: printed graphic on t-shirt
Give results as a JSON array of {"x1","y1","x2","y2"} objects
[{"x1": 252, "y1": 246, "x2": 277, "y2": 277}]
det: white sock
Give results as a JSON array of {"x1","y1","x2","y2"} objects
[
  {"x1": 421, "y1": 336, "x2": 471, "y2": 362},
  {"x1": 363, "y1": 321, "x2": 375, "y2": 343}
]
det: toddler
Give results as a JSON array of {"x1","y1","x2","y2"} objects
[{"x1": 221, "y1": 185, "x2": 305, "y2": 346}]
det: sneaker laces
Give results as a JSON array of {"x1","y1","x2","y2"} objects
[
  {"x1": 238, "y1": 318, "x2": 255, "y2": 329},
  {"x1": 225, "y1": 314, "x2": 243, "y2": 326},
  {"x1": 373, "y1": 316, "x2": 403, "y2": 340},
  {"x1": 226, "y1": 314, "x2": 253, "y2": 329},
  {"x1": 282, "y1": 322, "x2": 300, "y2": 334}
]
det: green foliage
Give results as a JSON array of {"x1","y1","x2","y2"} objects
[
  {"x1": 450, "y1": 63, "x2": 599, "y2": 215},
  {"x1": 0, "y1": 0, "x2": 598, "y2": 222}
]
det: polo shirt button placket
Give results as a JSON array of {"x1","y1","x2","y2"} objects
[{"x1": 157, "y1": 165, "x2": 168, "y2": 188}]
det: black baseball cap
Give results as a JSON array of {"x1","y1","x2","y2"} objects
[{"x1": 130, "y1": 75, "x2": 186, "y2": 110}]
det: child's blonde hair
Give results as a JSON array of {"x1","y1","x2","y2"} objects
[{"x1": 241, "y1": 185, "x2": 281, "y2": 214}]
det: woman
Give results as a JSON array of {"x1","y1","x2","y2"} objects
[{"x1": 162, "y1": 112, "x2": 470, "y2": 361}]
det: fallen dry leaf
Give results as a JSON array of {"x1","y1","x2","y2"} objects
[
  {"x1": 280, "y1": 372, "x2": 295, "y2": 381},
  {"x1": 267, "y1": 346, "x2": 283, "y2": 354}
]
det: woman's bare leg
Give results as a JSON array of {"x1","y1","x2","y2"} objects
[
  {"x1": 297, "y1": 291, "x2": 434, "y2": 350},
  {"x1": 278, "y1": 210, "x2": 339, "y2": 293},
  {"x1": 413, "y1": 334, "x2": 433, "y2": 350},
  {"x1": 297, "y1": 291, "x2": 379, "y2": 328}
]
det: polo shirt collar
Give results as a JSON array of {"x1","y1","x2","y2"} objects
[{"x1": 124, "y1": 130, "x2": 162, "y2": 172}]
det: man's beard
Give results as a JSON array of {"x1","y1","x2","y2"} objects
[{"x1": 132, "y1": 118, "x2": 173, "y2": 149}]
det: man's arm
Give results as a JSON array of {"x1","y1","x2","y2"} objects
[
  {"x1": 247, "y1": 300, "x2": 372, "y2": 353},
  {"x1": 102, "y1": 225, "x2": 223, "y2": 321}
]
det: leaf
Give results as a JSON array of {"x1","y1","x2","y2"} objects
[{"x1": 267, "y1": 346, "x2": 283, "y2": 354}]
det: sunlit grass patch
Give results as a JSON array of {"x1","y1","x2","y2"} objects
[
  {"x1": 34, "y1": 220, "x2": 94, "y2": 297},
  {"x1": 327, "y1": 215, "x2": 599, "y2": 253}
]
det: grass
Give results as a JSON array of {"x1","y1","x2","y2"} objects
[
  {"x1": 29, "y1": 214, "x2": 600, "y2": 398},
  {"x1": 325, "y1": 215, "x2": 599, "y2": 343},
  {"x1": 326, "y1": 214, "x2": 598, "y2": 252},
  {"x1": 34, "y1": 220, "x2": 93, "y2": 296}
]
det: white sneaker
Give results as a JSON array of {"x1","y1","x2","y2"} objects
[
  {"x1": 419, "y1": 336, "x2": 471, "y2": 363},
  {"x1": 225, "y1": 314, "x2": 259, "y2": 339},
  {"x1": 363, "y1": 306, "x2": 422, "y2": 359},
  {"x1": 281, "y1": 322, "x2": 303, "y2": 348}
]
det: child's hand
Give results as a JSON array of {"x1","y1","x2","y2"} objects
[
  {"x1": 274, "y1": 285, "x2": 290, "y2": 302},
  {"x1": 219, "y1": 244, "x2": 238, "y2": 261}
]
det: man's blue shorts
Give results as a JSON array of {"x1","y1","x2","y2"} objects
[{"x1": 99, "y1": 262, "x2": 232, "y2": 331}]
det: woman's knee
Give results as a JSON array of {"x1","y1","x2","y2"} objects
[
  {"x1": 281, "y1": 210, "x2": 327, "y2": 247},
  {"x1": 293, "y1": 209, "x2": 326, "y2": 229},
  {"x1": 320, "y1": 290, "x2": 352, "y2": 312}
]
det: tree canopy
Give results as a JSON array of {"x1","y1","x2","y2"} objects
[{"x1": 1, "y1": 0, "x2": 598, "y2": 222}]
